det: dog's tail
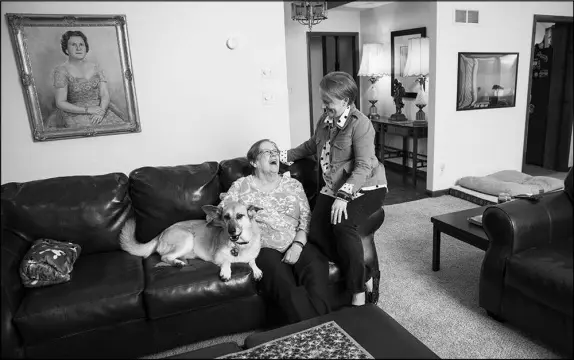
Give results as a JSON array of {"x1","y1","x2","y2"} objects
[{"x1": 119, "y1": 218, "x2": 158, "y2": 258}]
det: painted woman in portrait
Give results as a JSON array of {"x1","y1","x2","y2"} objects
[{"x1": 45, "y1": 30, "x2": 126, "y2": 129}]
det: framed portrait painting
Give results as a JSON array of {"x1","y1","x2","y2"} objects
[{"x1": 5, "y1": 13, "x2": 141, "y2": 141}]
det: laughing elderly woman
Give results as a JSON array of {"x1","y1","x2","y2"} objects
[
  {"x1": 280, "y1": 71, "x2": 388, "y2": 307},
  {"x1": 219, "y1": 139, "x2": 331, "y2": 324}
]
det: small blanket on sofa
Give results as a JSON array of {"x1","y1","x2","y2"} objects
[{"x1": 456, "y1": 170, "x2": 564, "y2": 197}]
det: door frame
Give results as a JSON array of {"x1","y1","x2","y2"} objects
[
  {"x1": 306, "y1": 32, "x2": 360, "y2": 136},
  {"x1": 522, "y1": 14, "x2": 573, "y2": 170}
]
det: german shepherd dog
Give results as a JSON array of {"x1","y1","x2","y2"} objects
[{"x1": 119, "y1": 202, "x2": 263, "y2": 282}]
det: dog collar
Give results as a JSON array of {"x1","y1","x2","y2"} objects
[{"x1": 231, "y1": 245, "x2": 239, "y2": 257}]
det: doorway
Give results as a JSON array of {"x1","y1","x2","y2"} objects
[
  {"x1": 306, "y1": 32, "x2": 360, "y2": 135},
  {"x1": 523, "y1": 15, "x2": 573, "y2": 175}
]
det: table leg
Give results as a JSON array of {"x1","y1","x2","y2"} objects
[
  {"x1": 380, "y1": 127, "x2": 385, "y2": 162},
  {"x1": 432, "y1": 226, "x2": 441, "y2": 271},
  {"x1": 413, "y1": 133, "x2": 418, "y2": 187},
  {"x1": 402, "y1": 137, "x2": 408, "y2": 168}
]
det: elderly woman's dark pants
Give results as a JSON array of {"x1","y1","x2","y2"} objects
[
  {"x1": 309, "y1": 188, "x2": 387, "y2": 296},
  {"x1": 255, "y1": 243, "x2": 331, "y2": 324}
]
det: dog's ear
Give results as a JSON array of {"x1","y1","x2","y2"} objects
[
  {"x1": 247, "y1": 205, "x2": 263, "y2": 219},
  {"x1": 202, "y1": 205, "x2": 224, "y2": 227}
]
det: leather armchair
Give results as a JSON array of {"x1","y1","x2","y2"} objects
[{"x1": 479, "y1": 168, "x2": 573, "y2": 356}]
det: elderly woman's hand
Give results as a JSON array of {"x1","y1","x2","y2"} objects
[{"x1": 282, "y1": 243, "x2": 303, "y2": 265}]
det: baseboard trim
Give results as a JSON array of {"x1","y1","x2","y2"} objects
[
  {"x1": 425, "y1": 189, "x2": 450, "y2": 198},
  {"x1": 382, "y1": 160, "x2": 427, "y2": 177}
]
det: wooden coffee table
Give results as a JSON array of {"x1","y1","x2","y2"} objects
[{"x1": 430, "y1": 206, "x2": 491, "y2": 271}]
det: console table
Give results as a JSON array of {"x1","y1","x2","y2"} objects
[{"x1": 370, "y1": 117, "x2": 428, "y2": 186}]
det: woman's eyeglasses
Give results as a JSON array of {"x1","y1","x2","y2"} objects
[{"x1": 258, "y1": 149, "x2": 280, "y2": 157}]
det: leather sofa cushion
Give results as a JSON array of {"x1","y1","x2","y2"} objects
[
  {"x1": 219, "y1": 157, "x2": 252, "y2": 193},
  {"x1": 14, "y1": 251, "x2": 145, "y2": 345},
  {"x1": 1, "y1": 173, "x2": 131, "y2": 255},
  {"x1": 129, "y1": 162, "x2": 220, "y2": 243},
  {"x1": 143, "y1": 255, "x2": 258, "y2": 320},
  {"x1": 506, "y1": 246, "x2": 573, "y2": 316}
]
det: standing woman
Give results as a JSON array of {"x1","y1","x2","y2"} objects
[
  {"x1": 45, "y1": 30, "x2": 126, "y2": 128},
  {"x1": 280, "y1": 71, "x2": 388, "y2": 306}
]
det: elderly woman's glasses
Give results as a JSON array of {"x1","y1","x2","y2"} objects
[{"x1": 258, "y1": 149, "x2": 280, "y2": 157}]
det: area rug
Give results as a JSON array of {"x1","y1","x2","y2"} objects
[{"x1": 217, "y1": 321, "x2": 373, "y2": 359}]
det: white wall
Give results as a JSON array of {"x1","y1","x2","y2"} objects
[
  {"x1": 359, "y1": 2, "x2": 437, "y2": 176},
  {"x1": 432, "y1": 1, "x2": 573, "y2": 190},
  {"x1": 284, "y1": 3, "x2": 361, "y2": 147},
  {"x1": 1, "y1": 1, "x2": 291, "y2": 184}
]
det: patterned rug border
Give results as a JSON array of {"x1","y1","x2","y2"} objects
[{"x1": 217, "y1": 321, "x2": 373, "y2": 359}]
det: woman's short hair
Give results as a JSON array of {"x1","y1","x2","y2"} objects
[
  {"x1": 319, "y1": 71, "x2": 358, "y2": 105},
  {"x1": 247, "y1": 139, "x2": 278, "y2": 169},
  {"x1": 61, "y1": 30, "x2": 89, "y2": 56}
]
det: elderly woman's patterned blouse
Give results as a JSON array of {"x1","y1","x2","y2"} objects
[{"x1": 219, "y1": 174, "x2": 311, "y2": 253}]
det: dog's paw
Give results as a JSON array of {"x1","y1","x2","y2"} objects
[
  {"x1": 219, "y1": 267, "x2": 232, "y2": 282},
  {"x1": 173, "y1": 259, "x2": 187, "y2": 268},
  {"x1": 252, "y1": 268, "x2": 263, "y2": 281}
]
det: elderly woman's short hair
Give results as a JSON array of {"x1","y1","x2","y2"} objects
[
  {"x1": 319, "y1": 71, "x2": 358, "y2": 105},
  {"x1": 61, "y1": 30, "x2": 89, "y2": 56},
  {"x1": 247, "y1": 139, "x2": 278, "y2": 168}
]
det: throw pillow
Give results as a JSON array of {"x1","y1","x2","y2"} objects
[{"x1": 20, "y1": 239, "x2": 82, "y2": 288}]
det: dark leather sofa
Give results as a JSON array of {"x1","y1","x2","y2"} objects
[
  {"x1": 479, "y1": 167, "x2": 573, "y2": 357},
  {"x1": 1, "y1": 157, "x2": 385, "y2": 359}
]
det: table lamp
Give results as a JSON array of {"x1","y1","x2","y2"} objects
[
  {"x1": 403, "y1": 37, "x2": 430, "y2": 125},
  {"x1": 358, "y1": 43, "x2": 390, "y2": 120}
]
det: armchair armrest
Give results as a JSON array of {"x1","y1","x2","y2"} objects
[
  {"x1": 1, "y1": 228, "x2": 31, "y2": 359},
  {"x1": 479, "y1": 191, "x2": 573, "y2": 315},
  {"x1": 483, "y1": 191, "x2": 573, "y2": 254}
]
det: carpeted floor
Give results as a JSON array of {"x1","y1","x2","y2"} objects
[
  {"x1": 144, "y1": 195, "x2": 563, "y2": 359},
  {"x1": 374, "y1": 195, "x2": 560, "y2": 359}
]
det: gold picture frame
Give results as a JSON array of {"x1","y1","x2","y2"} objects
[{"x1": 5, "y1": 13, "x2": 141, "y2": 141}]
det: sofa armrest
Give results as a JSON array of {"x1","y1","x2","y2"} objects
[
  {"x1": 1, "y1": 228, "x2": 31, "y2": 359},
  {"x1": 479, "y1": 191, "x2": 573, "y2": 315}
]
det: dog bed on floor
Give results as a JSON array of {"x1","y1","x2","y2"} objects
[
  {"x1": 455, "y1": 170, "x2": 565, "y2": 198},
  {"x1": 449, "y1": 185, "x2": 498, "y2": 206}
]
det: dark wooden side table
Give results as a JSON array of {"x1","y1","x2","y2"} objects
[
  {"x1": 371, "y1": 117, "x2": 428, "y2": 186},
  {"x1": 430, "y1": 206, "x2": 490, "y2": 271}
]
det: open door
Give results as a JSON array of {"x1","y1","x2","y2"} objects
[
  {"x1": 524, "y1": 16, "x2": 573, "y2": 172},
  {"x1": 306, "y1": 32, "x2": 360, "y2": 135}
]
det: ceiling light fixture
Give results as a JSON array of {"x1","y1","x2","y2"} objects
[{"x1": 291, "y1": 1, "x2": 328, "y2": 32}]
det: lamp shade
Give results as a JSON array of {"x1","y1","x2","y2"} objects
[
  {"x1": 403, "y1": 37, "x2": 430, "y2": 77},
  {"x1": 358, "y1": 43, "x2": 390, "y2": 78}
]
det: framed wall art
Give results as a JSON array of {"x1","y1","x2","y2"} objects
[
  {"x1": 5, "y1": 13, "x2": 141, "y2": 141},
  {"x1": 456, "y1": 52, "x2": 519, "y2": 111}
]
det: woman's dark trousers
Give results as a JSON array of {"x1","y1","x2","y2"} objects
[
  {"x1": 255, "y1": 242, "x2": 331, "y2": 324},
  {"x1": 309, "y1": 188, "x2": 387, "y2": 296}
]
